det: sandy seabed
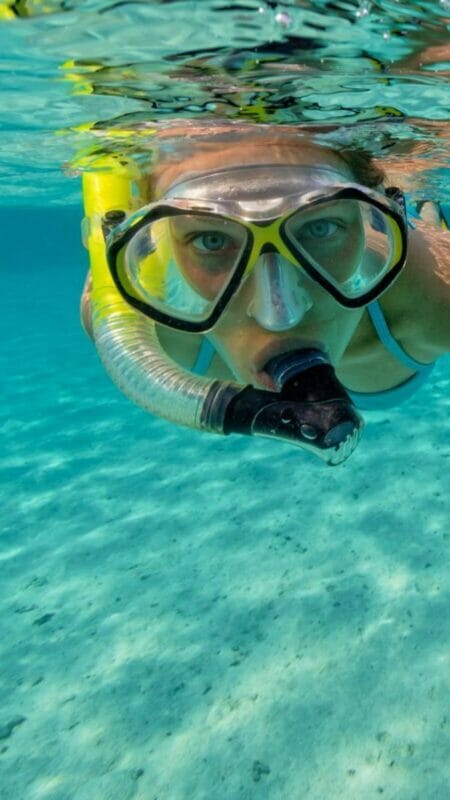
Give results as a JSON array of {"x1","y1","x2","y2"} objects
[{"x1": 1, "y1": 214, "x2": 450, "y2": 800}]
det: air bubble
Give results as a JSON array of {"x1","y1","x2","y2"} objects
[
  {"x1": 275, "y1": 11, "x2": 292, "y2": 27},
  {"x1": 355, "y1": 0, "x2": 372, "y2": 18}
]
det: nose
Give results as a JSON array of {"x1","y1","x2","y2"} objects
[{"x1": 246, "y1": 252, "x2": 313, "y2": 332}]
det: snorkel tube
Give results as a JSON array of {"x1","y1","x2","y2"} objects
[{"x1": 83, "y1": 161, "x2": 363, "y2": 465}]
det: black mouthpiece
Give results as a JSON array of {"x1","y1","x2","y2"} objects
[{"x1": 223, "y1": 348, "x2": 364, "y2": 465}]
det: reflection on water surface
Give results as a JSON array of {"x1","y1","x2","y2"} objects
[{"x1": 0, "y1": 0, "x2": 449, "y2": 202}]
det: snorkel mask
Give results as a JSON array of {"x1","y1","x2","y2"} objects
[
  {"x1": 86, "y1": 162, "x2": 407, "y2": 465},
  {"x1": 107, "y1": 165, "x2": 407, "y2": 331}
]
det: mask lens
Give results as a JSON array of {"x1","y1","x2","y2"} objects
[
  {"x1": 120, "y1": 213, "x2": 248, "y2": 323},
  {"x1": 284, "y1": 199, "x2": 402, "y2": 299}
]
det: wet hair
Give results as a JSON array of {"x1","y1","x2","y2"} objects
[
  {"x1": 338, "y1": 147, "x2": 385, "y2": 188},
  {"x1": 146, "y1": 121, "x2": 386, "y2": 199}
]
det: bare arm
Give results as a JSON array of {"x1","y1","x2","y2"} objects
[{"x1": 406, "y1": 224, "x2": 450, "y2": 356}]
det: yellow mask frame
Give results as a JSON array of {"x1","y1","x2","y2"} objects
[{"x1": 105, "y1": 187, "x2": 407, "y2": 333}]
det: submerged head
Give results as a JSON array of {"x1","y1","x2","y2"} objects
[{"x1": 109, "y1": 123, "x2": 406, "y2": 390}]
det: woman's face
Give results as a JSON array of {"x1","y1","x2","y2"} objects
[{"x1": 154, "y1": 135, "x2": 367, "y2": 389}]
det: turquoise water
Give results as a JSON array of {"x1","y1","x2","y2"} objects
[{"x1": 2, "y1": 2, "x2": 450, "y2": 798}]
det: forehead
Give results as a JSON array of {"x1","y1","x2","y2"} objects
[{"x1": 153, "y1": 133, "x2": 353, "y2": 198}]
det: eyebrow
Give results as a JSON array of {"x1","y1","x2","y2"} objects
[
  {"x1": 171, "y1": 216, "x2": 241, "y2": 231},
  {"x1": 295, "y1": 201, "x2": 359, "y2": 219}
]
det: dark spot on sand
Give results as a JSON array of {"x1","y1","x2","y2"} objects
[
  {"x1": 25, "y1": 576, "x2": 48, "y2": 589},
  {"x1": 0, "y1": 716, "x2": 26, "y2": 740},
  {"x1": 14, "y1": 605, "x2": 38, "y2": 614},
  {"x1": 33, "y1": 613, "x2": 55, "y2": 626},
  {"x1": 252, "y1": 760, "x2": 271, "y2": 782}
]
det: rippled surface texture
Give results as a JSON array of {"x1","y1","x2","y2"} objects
[{"x1": 1, "y1": 0, "x2": 449, "y2": 203}]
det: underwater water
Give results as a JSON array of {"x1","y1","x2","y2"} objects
[{"x1": 1, "y1": 1, "x2": 450, "y2": 799}]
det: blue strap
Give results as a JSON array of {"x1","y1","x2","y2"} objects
[
  {"x1": 408, "y1": 200, "x2": 450, "y2": 231},
  {"x1": 367, "y1": 301, "x2": 434, "y2": 373},
  {"x1": 190, "y1": 304, "x2": 436, "y2": 410},
  {"x1": 348, "y1": 370, "x2": 431, "y2": 410},
  {"x1": 347, "y1": 301, "x2": 435, "y2": 409},
  {"x1": 191, "y1": 337, "x2": 216, "y2": 375},
  {"x1": 440, "y1": 203, "x2": 450, "y2": 230}
]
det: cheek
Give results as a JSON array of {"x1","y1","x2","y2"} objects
[
  {"x1": 342, "y1": 227, "x2": 365, "y2": 270},
  {"x1": 184, "y1": 265, "x2": 226, "y2": 300},
  {"x1": 211, "y1": 315, "x2": 250, "y2": 353},
  {"x1": 209, "y1": 308, "x2": 257, "y2": 375},
  {"x1": 328, "y1": 307, "x2": 365, "y2": 358},
  {"x1": 208, "y1": 277, "x2": 253, "y2": 329},
  {"x1": 171, "y1": 241, "x2": 226, "y2": 300}
]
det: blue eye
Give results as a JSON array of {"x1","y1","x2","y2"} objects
[
  {"x1": 192, "y1": 232, "x2": 229, "y2": 252},
  {"x1": 301, "y1": 219, "x2": 339, "y2": 240}
]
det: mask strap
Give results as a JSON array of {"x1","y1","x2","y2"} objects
[{"x1": 385, "y1": 186, "x2": 407, "y2": 217}]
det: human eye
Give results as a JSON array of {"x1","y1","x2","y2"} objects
[
  {"x1": 299, "y1": 218, "x2": 340, "y2": 241},
  {"x1": 190, "y1": 231, "x2": 233, "y2": 253},
  {"x1": 171, "y1": 215, "x2": 245, "y2": 275}
]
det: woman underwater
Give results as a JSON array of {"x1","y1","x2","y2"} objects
[{"x1": 80, "y1": 123, "x2": 450, "y2": 464}]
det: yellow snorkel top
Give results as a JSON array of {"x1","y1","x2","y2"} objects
[{"x1": 81, "y1": 154, "x2": 147, "y2": 323}]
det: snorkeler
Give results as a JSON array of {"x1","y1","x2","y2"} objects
[{"x1": 80, "y1": 125, "x2": 450, "y2": 464}]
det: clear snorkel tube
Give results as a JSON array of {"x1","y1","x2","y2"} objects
[
  {"x1": 83, "y1": 161, "x2": 364, "y2": 465},
  {"x1": 83, "y1": 162, "x2": 230, "y2": 432}
]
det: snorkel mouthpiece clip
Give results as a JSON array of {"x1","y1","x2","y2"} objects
[{"x1": 222, "y1": 349, "x2": 364, "y2": 465}]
